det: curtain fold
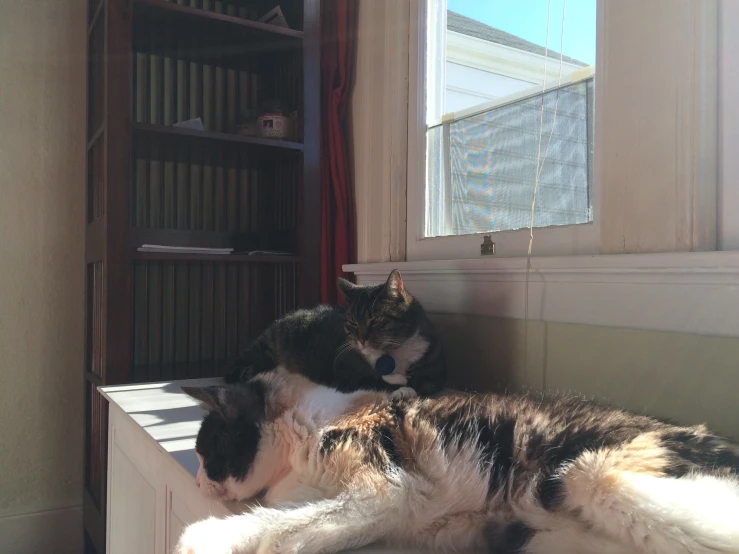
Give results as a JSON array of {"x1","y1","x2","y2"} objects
[{"x1": 320, "y1": 0, "x2": 358, "y2": 304}]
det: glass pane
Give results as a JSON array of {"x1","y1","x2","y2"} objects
[{"x1": 425, "y1": 0, "x2": 597, "y2": 238}]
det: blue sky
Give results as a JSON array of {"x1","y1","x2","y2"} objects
[{"x1": 447, "y1": 0, "x2": 596, "y2": 66}]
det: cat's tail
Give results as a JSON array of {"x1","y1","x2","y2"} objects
[
  {"x1": 559, "y1": 433, "x2": 739, "y2": 554},
  {"x1": 223, "y1": 340, "x2": 275, "y2": 384}
]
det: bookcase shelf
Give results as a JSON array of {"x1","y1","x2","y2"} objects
[
  {"x1": 134, "y1": 122, "x2": 304, "y2": 152},
  {"x1": 134, "y1": 0, "x2": 305, "y2": 44},
  {"x1": 132, "y1": 251, "x2": 301, "y2": 263},
  {"x1": 130, "y1": 227, "x2": 297, "y2": 252},
  {"x1": 83, "y1": 0, "x2": 320, "y2": 551}
]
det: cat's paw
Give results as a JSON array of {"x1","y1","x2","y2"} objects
[
  {"x1": 390, "y1": 386, "x2": 417, "y2": 399},
  {"x1": 177, "y1": 516, "x2": 259, "y2": 554}
]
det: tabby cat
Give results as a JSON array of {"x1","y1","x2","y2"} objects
[
  {"x1": 179, "y1": 369, "x2": 739, "y2": 554},
  {"x1": 223, "y1": 269, "x2": 445, "y2": 396}
]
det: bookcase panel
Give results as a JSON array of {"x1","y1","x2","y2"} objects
[
  {"x1": 85, "y1": 381, "x2": 108, "y2": 509},
  {"x1": 273, "y1": 262, "x2": 298, "y2": 318},
  {"x1": 87, "y1": 262, "x2": 105, "y2": 378},
  {"x1": 88, "y1": 9, "x2": 106, "y2": 136},
  {"x1": 84, "y1": 0, "x2": 321, "y2": 550},
  {"x1": 132, "y1": 260, "x2": 249, "y2": 381},
  {"x1": 131, "y1": 260, "x2": 299, "y2": 382},
  {"x1": 87, "y1": 137, "x2": 105, "y2": 222}
]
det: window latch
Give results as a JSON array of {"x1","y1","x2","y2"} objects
[{"x1": 481, "y1": 236, "x2": 495, "y2": 256}]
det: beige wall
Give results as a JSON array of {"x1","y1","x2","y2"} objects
[
  {"x1": 0, "y1": 0, "x2": 86, "y2": 550},
  {"x1": 434, "y1": 313, "x2": 739, "y2": 440}
]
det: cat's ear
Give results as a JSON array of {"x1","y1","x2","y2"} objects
[
  {"x1": 337, "y1": 277, "x2": 359, "y2": 302},
  {"x1": 384, "y1": 269, "x2": 407, "y2": 302},
  {"x1": 182, "y1": 385, "x2": 264, "y2": 421}
]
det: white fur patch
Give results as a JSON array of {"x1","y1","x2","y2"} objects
[
  {"x1": 356, "y1": 332, "x2": 429, "y2": 386},
  {"x1": 565, "y1": 462, "x2": 739, "y2": 554},
  {"x1": 390, "y1": 387, "x2": 417, "y2": 399},
  {"x1": 389, "y1": 332, "x2": 428, "y2": 375},
  {"x1": 297, "y1": 385, "x2": 358, "y2": 426}
]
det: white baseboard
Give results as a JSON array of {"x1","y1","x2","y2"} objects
[{"x1": 0, "y1": 505, "x2": 83, "y2": 554}]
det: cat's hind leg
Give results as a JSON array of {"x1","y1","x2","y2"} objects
[{"x1": 557, "y1": 445, "x2": 739, "y2": 554}]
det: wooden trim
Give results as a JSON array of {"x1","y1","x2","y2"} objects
[
  {"x1": 718, "y1": 0, "x2": 739, "y2": 251},
  {"x1": 598, "y1": 0, "x2": 718, "y2": 254},
  {"x1": 86, "y1": 218, "x2": 105, "y2": 263},
  {"x1": 84, "y1": 488, "x2": 105, "y2": 554},
  {"x1": 299, "y1": 0, "x2": 321, "y2": 308}
]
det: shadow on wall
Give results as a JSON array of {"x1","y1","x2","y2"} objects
[
  {"x1": 430, "y1": 313, "x2": 739, "y2": 440},
  {"x1": 430, "y1": 312, "x2": 545, "y2": 394}
]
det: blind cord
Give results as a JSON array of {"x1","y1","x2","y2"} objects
[{"x1": 524, "y1": 0, "x2": 567, "y2": 387}]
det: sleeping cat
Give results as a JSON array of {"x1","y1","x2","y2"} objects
[
  {"x1": 179, "y1": 370, "x2": 739, "y2": 554},
  {"x1": 223, "y1": 269, "x2": 445, "y2": 397}
]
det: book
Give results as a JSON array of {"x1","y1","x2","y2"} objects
[{"x1": 258, "y1": 6, "x2": 289, "y2": 28}]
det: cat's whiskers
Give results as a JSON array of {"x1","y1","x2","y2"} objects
[{"x1": 333, "y1": 342, "x2": 357, "y2": 367}]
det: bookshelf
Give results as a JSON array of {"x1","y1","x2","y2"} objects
[{"x1": 84, "y1": 0, "x2": 321, "y2": 551}]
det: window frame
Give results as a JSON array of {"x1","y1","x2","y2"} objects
[
  {"x1": 407, "y1": 0, "x2": 603, "y2": 261},
  {"x1": 407, "y1": 0, "x2": 731, "y2": 262}
]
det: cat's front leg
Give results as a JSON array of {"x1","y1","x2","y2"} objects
[
  {"x1": 390, "y1": 386, "x2": 417, "y2": 399},
  {"x1": 177, "y1": 514, "x2": 264, "y2": 554},
  {"x1": 251, "y1": 496, "x2": 393, "y2": 554}
]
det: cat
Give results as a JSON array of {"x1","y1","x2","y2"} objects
[
  {"x1": 179, "y1": 369, "x2": 739, "y2": 554},
  {"x1": 223, "y1": 269, "x2": 445, "y2": 397}
]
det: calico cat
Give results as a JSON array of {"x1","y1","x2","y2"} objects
[
  {"x1": 179, "y1": 370, "x2": 739, "y2": 554},
  {"x1": 223, "y1": 269, "x2": 445, "y2": 396}
]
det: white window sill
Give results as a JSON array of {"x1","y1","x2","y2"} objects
[{"x1": 344, "y1": 251, "x2": 739, "y2": 337}]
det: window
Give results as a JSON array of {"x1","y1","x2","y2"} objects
[
  {"x1": 426, "y1": 1, "x2": 596, "y2": 239},
  {"x1": 407, "y1": 0, "x2": 725, "y2": 261},
  {"x1": 409, "y1": 0, "x2": 600, "y2": 259}
]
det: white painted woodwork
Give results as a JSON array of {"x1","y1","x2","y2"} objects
[
  {"x1": 100, "y1": 379, "x2": 421, "y2": 554},
  {"x1": 598, "y1": 0, "x2": 718, "y2": 254},
  {"x1": 351, "y1": 0, "x2": 409, "y2": 264},
  {"x1": 718, "y1": 0, "x2": 739, "y2": 251},
  {"x1": 346, "y1": 250, "x2": 739, "y2": 338},
  {"x1": 352, "y1": 0, "x2": 723, "y2": 261}
]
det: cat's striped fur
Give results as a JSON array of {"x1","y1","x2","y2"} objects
[
  {"x1": 223, "y1": 270, "x2": 445, "y2": 396},
  {"x1": 180, "y1": 370, "x2": 739, "y2": 554}
]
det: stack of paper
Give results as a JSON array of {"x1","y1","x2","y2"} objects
[{"x1": 138, "y1": 244, "x2": 233, "y2": 255}]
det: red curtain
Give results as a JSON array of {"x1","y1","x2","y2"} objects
[{"x1": 320, "y1": 0, "x2": 358, "y2": 305}]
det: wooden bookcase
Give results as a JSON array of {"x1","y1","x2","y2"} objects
[{"x1": 84, "y1": 0, "x2": 321, "y2": 551}]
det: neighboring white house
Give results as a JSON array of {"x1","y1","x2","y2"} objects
[
  {"x1": 425, "y1": 11, "x2": 595, "y2": 237},
  {"x1": 444, "y1": 11, "x2": 589, "y2": 114}
]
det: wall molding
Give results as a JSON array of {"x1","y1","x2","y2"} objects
[
  {"x1": 0, "y1": 505, "x2": 82, "y2": 554},
  {"x1": 345, "y1": 251, "x2": 739, "y2": 337}
]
